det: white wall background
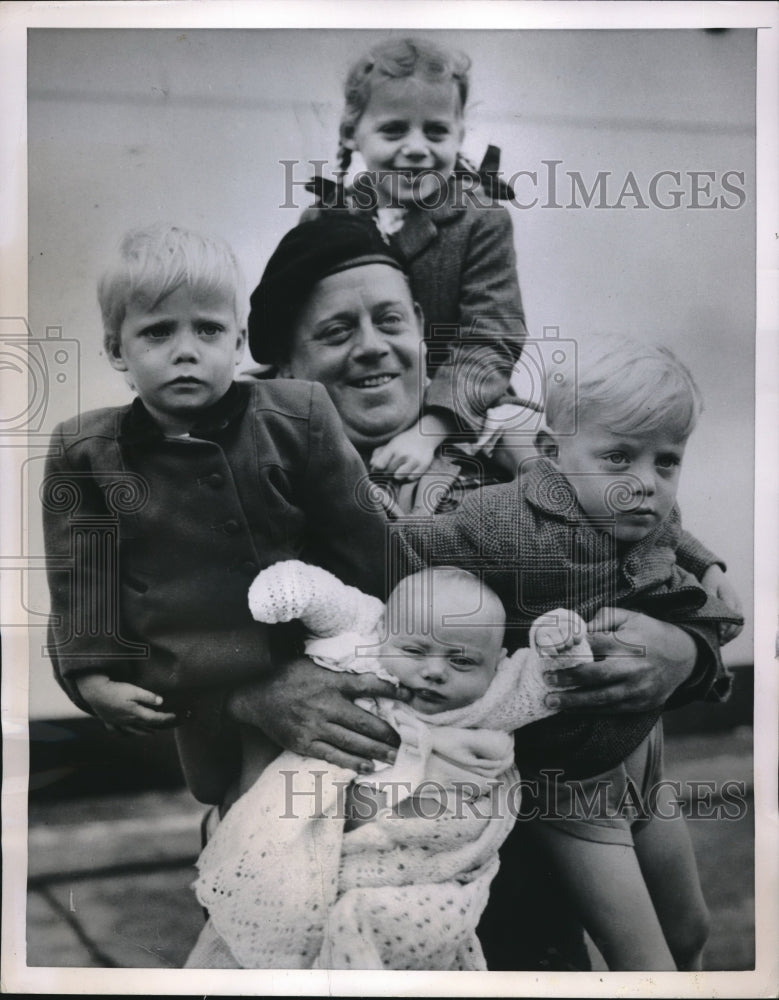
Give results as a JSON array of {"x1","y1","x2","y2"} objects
[{"x1": 25, "y1": 28, "x2": 755, "y2": 716}]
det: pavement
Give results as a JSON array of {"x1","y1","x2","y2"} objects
[{"x1": 23, "y1": 725, "x2": 755, "y2": 972}]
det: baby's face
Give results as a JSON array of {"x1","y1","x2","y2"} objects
[
  {"x1": 109, "y1": 284, "x2": 244, "y2": 435},
  {"x1": 378, "y1": 576, "x2": 504, "y2": 714},
  {"x1": 349, "y1": 76, "x2": 464, "y2": 207},
  {"x1": 551, "y1": 421, "x2": 687, "y2": 543}
]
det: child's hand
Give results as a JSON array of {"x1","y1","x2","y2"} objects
[
  {"x1": 370, "y1": 424, "x2": 438, "y2": 481},
  {"x1": 75, "y1": 673, "x2": 179, "y2": 735},
  {"x1": 532, "y1": 608, "x2": 592, "y2": 663},
  {"x1": 700, "y1": 565, "x2": 744, "y2": 643},
  {"x1": 369, "y1": 413, "x2": 453, "y2": 481}
]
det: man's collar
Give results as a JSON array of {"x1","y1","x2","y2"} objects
[{"x1": 119, "y1": 381, "x2": 250, "y2": 443}]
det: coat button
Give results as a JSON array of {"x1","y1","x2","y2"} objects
[
  {"x1": 207, "y1": 473, "x2": 225, "y2": 489},
  {"x1": 224, "y1": 519, "x2": 241, "y2": 535}
]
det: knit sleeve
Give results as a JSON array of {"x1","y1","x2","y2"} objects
[
  {"x1": 492, "y1": 609, "x2": 593, "y2": 732},
  {"x1": 248, "y1": 560, "x2": 384, "y2": 637}
]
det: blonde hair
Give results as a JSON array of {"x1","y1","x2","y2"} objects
[
  {"x1": 338, "y1": 36, "x2": 471, "y2": 171},
  {"x1": 545, "y1": 333, "x2": 703, "y2": 441},
  {"x1": 98, "y1": 223, "x2": 247, "y2": 355},
  {"x1": 387, "y1": 566, "x2": 506, "y2": 634}
]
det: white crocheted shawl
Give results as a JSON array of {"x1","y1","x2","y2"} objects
[{"x1": 192, "y1": 561, "x2": 584, "y2": 970}]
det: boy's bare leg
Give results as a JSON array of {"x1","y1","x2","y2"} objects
[
  {"x1": 633, "y1": 783, "x2": 709, "y2": 971},
  {"x1": 532, "y1": 823, "x2": 676, "y2": 970}
]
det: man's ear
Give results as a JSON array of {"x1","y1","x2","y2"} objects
[
  {"x1": 535, "y1": 428, "x2": 559, "y2": 461},
  {"x1": 107, "y1": 343, "x2": 128, "y2": 373},
  {"x1": 413, "y1": 303, "x2": 427, "y2": 367},
  {"x1": 413, "y1": 301, "x2": 426, "y2": 342}
]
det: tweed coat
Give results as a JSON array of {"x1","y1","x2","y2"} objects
[
  {"x1": 394, "y1": 458, "x2": 741, "y2": 779},
  {"x1": 302, "y1": 178, "x2": 527, "y2": 435},
  {"x1": 43, "y1": 380, "x2": 388, "y2": 798}
]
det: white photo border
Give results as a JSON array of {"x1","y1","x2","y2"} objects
[{"x1": 2, "y1": 1, "x2": 777, "y2": 996}]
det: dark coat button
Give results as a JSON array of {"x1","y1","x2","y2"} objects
[
  {"x1": 224, "y1": 519, "x2": 241, "y2": 535},
  {"x1": 207, "y1": 473, "x2": 225, "y2": 488}
]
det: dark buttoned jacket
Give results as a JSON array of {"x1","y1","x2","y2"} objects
[{"x1": 43, "y1": 380, "x2": 388, "y2": 712}]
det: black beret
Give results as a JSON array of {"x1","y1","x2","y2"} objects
[{"x1": 248, "y1": 215, "x2": 407, "y2": 365}]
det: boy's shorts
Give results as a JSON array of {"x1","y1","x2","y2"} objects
[{"x1": 521, "y1": 721, "x2": 665, "y2": 847}]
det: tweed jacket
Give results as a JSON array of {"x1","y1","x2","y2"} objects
[
  {"x1": 43, "y1": 380, "x2": 388, "y2": 797},
  {"x1": 302, "y1": 178, "x2": 527, "y2": 435},
  {"x1": 395, "y1": 458, "x2": 741, "y2": 779}
]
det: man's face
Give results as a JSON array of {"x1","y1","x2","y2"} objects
[
  {"x1": 549, "y1": 422, "x2": 687, "y2": 543},
  {"x1": 378, "y1": 575, "x2": 504, "y2": 714},
  {"x1": 110, "y1": 284, "x2": 244, "y2": 434},
  {"x1": 349, "y1": 77, "x2": 464, "y2": 207},
  {"x1": 283, "y1": 263, "x2": 425, "y2": 452}
]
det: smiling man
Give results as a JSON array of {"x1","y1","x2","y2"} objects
[
  {"x1": 246, "y1": 215, "x2": 525, "y2": 518},
  {"x1": 280, "y1": 260, "x2": 425, "y2": 458},
  {"x1": 248, "y1": 215, "x2": 427, "y2": 463}
]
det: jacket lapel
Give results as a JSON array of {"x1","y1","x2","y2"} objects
[
  {"x1": 393, "y1": 209, "x2": 439, "y2": 260},
  {"x1": 392, "y1": 182, "x2": 464, "y2": 260}
]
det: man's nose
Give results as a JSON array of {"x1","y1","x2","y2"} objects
[{"x1": 353, "y1": 318, "x2": 390, "y2": 358}]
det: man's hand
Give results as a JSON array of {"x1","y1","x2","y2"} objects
[
  {"x1": 541, "y1": 608, "x2": 698, "y2": 714},
  {"x1": 75, "y1": 673, "x2": 179, "y2": 735},
  {"x1": 226, "y1": 657, "x2": 409, "y2": 772},
  {"x1": 700, "y1": 565, "x2": 744, "y2": 643}
]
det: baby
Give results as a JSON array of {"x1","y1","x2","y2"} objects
[{"x1": 186, "y1": 562, "x2": 586, "y2": 970}]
